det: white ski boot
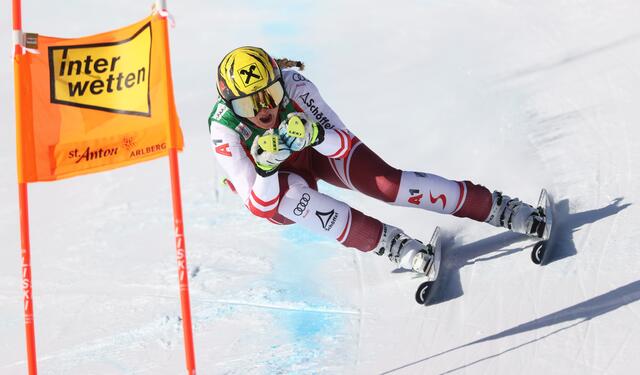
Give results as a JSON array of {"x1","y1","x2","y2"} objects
[
  {"x1": 375, "y1": 225, "x2": 435, "y2": 276},
  {"x1": 485, "y1": 191, "x2": 546, "y2": 238}
]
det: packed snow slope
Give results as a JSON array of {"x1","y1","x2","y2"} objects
[{"x1": 2, "y1": 1, "x2": 640, "y2": 374}]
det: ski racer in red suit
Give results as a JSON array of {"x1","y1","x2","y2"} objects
[{"x1": 208, "y1": 47, "x2": 546, "y2": 277}]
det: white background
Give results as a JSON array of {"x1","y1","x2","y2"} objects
[{"x1": 2, "y1": 1, "x2": 640, "y2": 374}]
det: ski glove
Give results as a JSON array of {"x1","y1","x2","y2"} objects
[
  {"x1": 250, "y1": 129, "x2": 292, "y2": 177},
  {"x1": 278, "y1": 112, "x2": 325, "y2": 152}
]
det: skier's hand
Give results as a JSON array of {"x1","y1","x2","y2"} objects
[
  {"x1": 278, "y1": 112, "x2": 324, "y2": 152},
  {"x1": 250, "y1": 129, "x2": 291, "y2": 176}
]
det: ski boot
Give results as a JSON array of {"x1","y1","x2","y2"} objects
[
  {"x1": 485, "y1": 191, "x2": 546, "y2": 238},
  {"x1": 375, "y1": 225, "x2": 436, "y2": 278}
]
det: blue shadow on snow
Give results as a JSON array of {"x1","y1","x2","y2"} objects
[
  {"x1": 427, "y1": 197, "x2": 630, "y2": 306},
  {"x1": 262, "y1": 225, "x2": 348, "y2": 373}
]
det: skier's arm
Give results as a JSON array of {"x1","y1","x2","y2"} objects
[
  {"x1": 284, "y1": 71, "x2": 353, "y2": 159},
  {"x1": 210, "y1": 126, "x2": 281, "y2": 218}
]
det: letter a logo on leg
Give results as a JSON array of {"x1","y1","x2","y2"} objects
[{"x1": 408, "y1": 194, "x2": 423, "y2": 205}]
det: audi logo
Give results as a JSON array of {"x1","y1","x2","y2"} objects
[{"x1": 293, "y1": 193, "x2": 311, "y2": 216}]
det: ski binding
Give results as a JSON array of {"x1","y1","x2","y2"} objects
[{"x1": 415, "y1": 226, "x2": 443, "y2": 305}]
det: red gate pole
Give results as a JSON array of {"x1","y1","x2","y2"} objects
[
  {"x1": 18, "y1": 183, "x2": 37, "y2": 375},
  {"x1": 13, "y1": 0, "x2": 38, "y2": 374},
  {"x1": 157, "y1": 1, "x2": 196, "y2": 373},
  {"x1": 168, "y1": 149, "x2": 196, "y2": 375}
]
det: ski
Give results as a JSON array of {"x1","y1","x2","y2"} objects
[
  {"x1": 530, "y1": 188, "x2": 556, "y2": 265},
  {"x1": 414, "y1": 226, "x2": 443, "y2": 305}
]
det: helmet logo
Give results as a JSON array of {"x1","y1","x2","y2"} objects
[{"x1": 238, "y1": 63, "x2": 263, "y2": 87}]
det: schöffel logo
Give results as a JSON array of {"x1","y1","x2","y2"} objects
[
  {"x1": 315, "y1": 209, "x2": 338, "y2": 231},
  {"x1": 238, "y1": 63, "x2": 264, "y2": 87},
  {"x1": 48, "y1": 22, "x2": 152, "y2": 116},
  {"x1": 298, "y1": 92, "x2": 334, "y2": 129},
  {"x1": 293, "y1": 193, "x2": 311, "y2": 216}
]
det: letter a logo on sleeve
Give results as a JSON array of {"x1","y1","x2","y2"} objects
[
  {"x1": 215, "y1": 143, "x2": 232, "y2": 157},
  {"x1": 48, "y1": 23, "x2": 152, "y2": 116}
]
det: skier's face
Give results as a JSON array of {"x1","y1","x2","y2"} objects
[{"x1": 247, "y1": 106, "x2": 279, "y2": 130}]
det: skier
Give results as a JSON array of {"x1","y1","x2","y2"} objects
[{"x1": 208, "y1": 46, "x2": 546, "y2": 279}]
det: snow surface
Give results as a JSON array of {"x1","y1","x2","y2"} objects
[{"x1": 2, "y1": 0, "x2": 640, "y2": 374}]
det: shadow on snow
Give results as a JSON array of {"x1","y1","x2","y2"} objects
[
  {"x1": 428, "y1": 197, "x2": 630, "y2": 306},
  {"x1": 382, "y1": 278, "x2": 640, "y2": 374},
  {"x1": 501, "y1": 32, "x2": 640, "y2": 81},
  {"x1": 381, "y1": 198, "x2": 633, "y2": 374}
]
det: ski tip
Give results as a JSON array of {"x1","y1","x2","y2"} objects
[{"x1": 429, "y1": 226, "x2": 441, "y2": 244}]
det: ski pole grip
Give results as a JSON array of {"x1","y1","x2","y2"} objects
[
  {"x1": 257, "y1": 134, "x2": 279, "y2": 153},
  {"x1": 286, "y1": 115, "x2": 305, "y2": 138}
]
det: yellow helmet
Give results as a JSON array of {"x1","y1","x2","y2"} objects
[{"x1": 217, "y1": 46, "x2": 282, "y2": 102}]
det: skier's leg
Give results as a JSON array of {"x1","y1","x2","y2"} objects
[
  {"x1": 312, "y1": 138, "x2": 493, "y2": 219},
  {"x1": 270, "y1": 171, "x2": 382, "y2": 252},
  {"x1": 272, "y1": 172, "x2": 435, "y2": 272},
  {"x1": 391, "y1": 169, "x2": 493, "y2": 221},
  {"x1": 311, "y1": 138, "x2": 545, "y2": 237}
]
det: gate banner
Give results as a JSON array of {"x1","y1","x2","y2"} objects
[{"x1": 15, "y1": 14, "x2": 183, "y2": 182}]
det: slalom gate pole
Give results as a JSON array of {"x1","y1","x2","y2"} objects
[
  {"x1": 12, "y1": 0, "x2": 38, "y2": 375},
  {"x1": 157, "y1": 1, "x2": 196, "y2": 372},
  {"x1": 18, "y1": 184, "x2": 37, "y2": 375},
  {"x1": 13, "y1": 0, "x2": 38, "y2": 373},
  {"x1": 168, "y1": 149, "x2": 196, "y2": 375}
]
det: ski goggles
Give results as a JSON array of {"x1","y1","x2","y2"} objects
[{"x1": 230, "y1": 80, "x2": 285, "y2": 118}]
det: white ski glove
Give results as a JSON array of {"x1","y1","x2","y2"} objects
[
  {"x1": 250, "y1": 129, "x2": 292, "y2": 176},
  {"x1": 278, "y1": 112, "x2": 324, "y2": 152}
]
